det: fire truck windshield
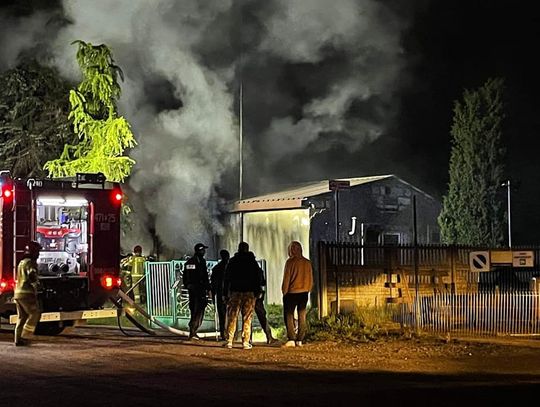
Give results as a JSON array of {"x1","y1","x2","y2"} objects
[{"x1": 35, "y1": 198, "x2": 89, "y2": 275}]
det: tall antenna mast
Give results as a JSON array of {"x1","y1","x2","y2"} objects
[
  {"x1": 238, "y1": 2, "x2": 245, "y2": 244},
  {"x1": 239, "y1": 82, "x2": 243, "y2": 200},
  {"x1": 239, "y1": 82, "x2": 244, "y2": 243},
  {"x1": 237, "y1": 1, "x2": 245, "y2": 244}
]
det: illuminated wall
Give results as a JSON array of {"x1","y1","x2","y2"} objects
[{"x1": 221, "y1": 209, "x2": 310, "y2": 304}]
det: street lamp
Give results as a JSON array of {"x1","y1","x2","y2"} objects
[{"x1": 501, "y1": 180, "x2": 511, "y2": 248}]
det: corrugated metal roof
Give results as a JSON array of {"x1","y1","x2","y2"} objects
[{"x1": 232, "y1": 174, "x2": 394, "y2": 212}]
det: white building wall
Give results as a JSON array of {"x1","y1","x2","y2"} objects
[{"x1": 221, "y1": 209, "x2": 310, "y2": 304}]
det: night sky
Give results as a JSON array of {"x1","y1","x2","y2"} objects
[
  {"x1": 1, "y1": 0, "x2": 540, "y2": 246},
  {"x1": 388, "y1": 1, "x2": 540, "y2": 244}
]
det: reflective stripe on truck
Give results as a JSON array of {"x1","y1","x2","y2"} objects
[{"x1": 9, "y1": 308, "x2": 118, "y2": 324}]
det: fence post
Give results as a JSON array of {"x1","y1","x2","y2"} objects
[
  {"x1": 318, "y1": 241, "x2": 328, "y2": 318},
  {"x1": 171, "y1": 261, "x2": 178, "y2": 327},
  {"x1": 450, "y1": 246, "x2": 456, "y2": 294},
  {"x1": 335, "y1": 267, "x2": 340, "y2": 314},
  {"x1": 412, "y1": 195, "x2": 420, "y2": 334},
  {"x1": 333, "y1": 242, "x2": 341, "y2": 315}
]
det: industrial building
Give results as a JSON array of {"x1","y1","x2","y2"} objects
[{"x1": 220, "y1": 174, "x2": 441, "y2": 304}]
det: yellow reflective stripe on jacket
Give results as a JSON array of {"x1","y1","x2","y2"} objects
[
  {"x1": 120, "y1": 255, "x2": 146, "y2": 281},
  {"x1": 131, "y1": 256, "x2": 146, "y2": 278},
  {"x1": 14, "y1": 258, "x2": 38, "y2": 297}
]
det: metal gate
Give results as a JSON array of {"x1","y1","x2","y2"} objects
[
  {"x1": 145, "y1": 262, "x2": 176, "y2": 327},
  {"x1": 145, "y1": 260, "x2": 267, "y2": 333}
]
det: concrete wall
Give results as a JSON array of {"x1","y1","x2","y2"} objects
[{"x1": 322, "y1": 265, "x2": 476, "y2": 314}]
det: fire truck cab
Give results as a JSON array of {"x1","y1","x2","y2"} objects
[{"x1": 0, "y1": 171, "x2": 123, "y2": 334}]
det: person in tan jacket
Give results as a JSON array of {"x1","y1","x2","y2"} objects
[{"x1": 281, "y1": 241, "x2": 313, "y2": 347}]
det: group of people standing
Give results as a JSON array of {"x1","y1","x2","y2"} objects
[
  {"x1": 11, "y1": 238, "x2": 314, "y2": 349},
  {"x1": 183, "y1": 240, "x2": 313, "y2": 349}
]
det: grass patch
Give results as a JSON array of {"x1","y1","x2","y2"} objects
[
  {"x1": 260, "y1": 304, "x2": 287, "y2": 340},
  {"x1": 254, "y1": 303, "x2": 400, "y2": 343},
  {"x1": 306, "y1": 306, "x2": 400, "y2": 343}
]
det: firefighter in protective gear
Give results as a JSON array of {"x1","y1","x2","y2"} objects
[
  {"x1": 120, "y1": 245, "x2": 147, "y2": 304},
  {"x1": 14, "y1": 241, "x2": 42, "y2": 346}
]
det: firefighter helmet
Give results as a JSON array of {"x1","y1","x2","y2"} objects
[
  {"x1": 133, "y1": 245, "x2": 142, "y2": 255},
  {"x1": 24, "y1": 241, "x2": 42, "y2": 257}
]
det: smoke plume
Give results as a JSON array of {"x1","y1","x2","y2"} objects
[{"x1": 0, "y1": 0, "x2": 407, "y2": 255}]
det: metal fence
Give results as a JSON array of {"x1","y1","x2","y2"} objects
[
  {"x1": 145, "y1": 260, "x2": 218, "y2": 332},
  {"x1": 145, "y1": 261, "x2": 176, "y2": 326},
  {"x1": 397, "y1": 292, "x2": 540, "y2": 336},
  {"x1": 321, "y1": 241, "x2": 540, "y2": 269},
  {"x1": 145, "y1": 259, "x2": 267, "y2": 333}
]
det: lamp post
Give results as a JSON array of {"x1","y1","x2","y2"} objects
[{"x1": 501, "y1": 180, "x2": 512, "y2": 248}]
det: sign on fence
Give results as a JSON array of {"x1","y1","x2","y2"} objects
[
  {"x1": 469, "y1": 251, "x2": 490, "y2": 272},
  {"x1": 513, "y1": 251, "x2": 535, "y2": 268},
  {"x1": 490, "y1": 250, "x2": 512, "y2": 264}
]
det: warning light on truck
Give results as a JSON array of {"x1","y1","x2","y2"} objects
[
  {"x1": 1, "y1": 186, "x2": 13, "y2": 200},
  {"x1": 100, "y1": 275, "x2": 122, "y2": 290},
  {"x1": 112, "y1": 190, "x2": 123, "y2": 203},
  {"x1": 0, "y1": 278, "x2": 15, "y2": 293}
]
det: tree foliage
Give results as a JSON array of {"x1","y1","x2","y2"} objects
[
  {"x1": 44, "y1": 41, "x2": 136, "y2": 182},
  {"x1": 438, "y1": 78, "x2": 506, "y2": 246},
  {"x1": 0, "y1": 60, "x2": 75, "y2": 177}
]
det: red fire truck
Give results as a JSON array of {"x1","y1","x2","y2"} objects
[{"x1": 0, "y1": 171, "x2": 123, "y2": 334}]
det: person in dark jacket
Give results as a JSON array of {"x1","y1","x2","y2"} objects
[
  {"x1": 223, "y1": 242, "x2": 262, "y2": 350},
  {"x1": 210, "y1": 249, "x2": 229, "y2": 340},
  {"x1": 184, "y1": 243, "x2": 211, "y2": 340}
]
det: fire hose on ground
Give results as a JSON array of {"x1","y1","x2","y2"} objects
[{"x1": 110, "y1": 275, "x2": 220, "y2": 340}]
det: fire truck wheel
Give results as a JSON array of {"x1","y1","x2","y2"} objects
[{"x1": 35, "y1": 321, "x2": 72, "y2": 336}]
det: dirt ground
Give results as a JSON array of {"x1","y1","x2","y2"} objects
[{"x1": 1, "y1": 326, "x2": 540, "y2": 406}]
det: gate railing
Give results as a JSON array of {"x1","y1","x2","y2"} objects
[
  {"x1": 145, "y1": 262, "x2": 176, "y2": 326},
  {"x1": 145, "y1": 259, "x2": 267, "y2": 333},
  {"x1": 397, "y1": 292, "x2": 540, "y2": 336}
]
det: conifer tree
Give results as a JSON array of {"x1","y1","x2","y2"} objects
[
  {"x1": 44, "y1": 41, "x2": 136, "y2": 181},
  {"x1": 438, "y1": 78, "x2": 506, "y2": 246},
  {"x1": 0, "y1": 60, "x2": 74, "y2": 177}
]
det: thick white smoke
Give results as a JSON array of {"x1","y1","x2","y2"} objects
[
  {"x1": 49, "y1": 0, "x2": 238, "y2": 254},
  {"x1": 0, "y1": 0, "x2": 406, "y2": 256},
  {"x1": 258, "y1": 0, "x2": 404, "y2": 159}
]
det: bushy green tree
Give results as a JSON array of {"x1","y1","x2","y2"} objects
[
  {"x1": 438, "y1": 78, "x2": 506, "y2": 246},
  {"x1": 44, "y1": 41, "x2": 136, "y2": 181},
  {"x1": 0, "y1": 60, "x2": 75, "y2": 177}
]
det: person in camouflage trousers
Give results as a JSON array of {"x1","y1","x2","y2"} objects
[
  {"x1": 14, "y1": 241, "x2": 42, "y2": 346},
  {"x1": 223, "y1": 242, "x2": 263, "y2": 350}
]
